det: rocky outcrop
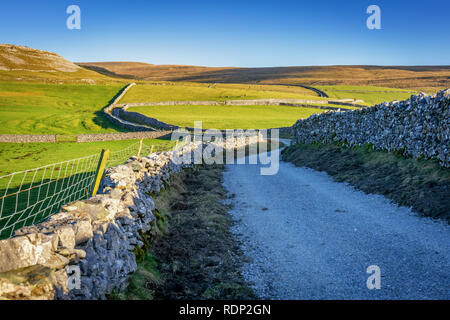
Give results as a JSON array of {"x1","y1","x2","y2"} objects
[
  {"x1": 0, "y1": 135, "x2": 263, "y2": 300},
  {"x1": 0, "y1": 44, "x2": 81, "y2": 72},
  {"x1": 291, "y1": 89, "x2": 450, "y2": 167}
]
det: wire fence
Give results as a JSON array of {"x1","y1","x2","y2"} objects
[{"x1": 0, "y1": 140, "x2": 173, "y2": 240}]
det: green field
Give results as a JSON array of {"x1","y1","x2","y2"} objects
[
  {"x1": 120, "y1": 82, "x2": 323, "y2": 103},
  {"x1": 0, "y1": 81, "x2": 124, "y2": 135},
  {"x1": 0, "y1": 81, "x2": 416, "y2": 137},
  {"x1": 0, "y1": 79, "x2": 420, "y2": 238},
  {"x1": 0, "y1": 138, "x2": 175, "y2": 178},
  {"x1": 127, "y1": 105, "x2": 327, "y2": 129},
  {"x1": 120, "y1": 83, "x2": 419, "y2": 106},
  {"x1": 316, "y1": 85, "x2": 417, "y2": 105},
  {"x1": 0, "y1": 138, "x2": 176, "y2": 239}
]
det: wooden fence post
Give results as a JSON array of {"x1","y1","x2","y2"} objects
[
  {"x1": 91, "y1": 149, "x2": 110, "y2": 197},
  {"x1": 137, "y1": 138, "x2": 143, "y2": 157},
  {"x1": 148, "y1": 145, "x2": 154, "y2": 156}
]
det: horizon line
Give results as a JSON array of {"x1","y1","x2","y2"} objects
[{"x1": 75, "y1": 61, "x2": 450, "y2": 69}]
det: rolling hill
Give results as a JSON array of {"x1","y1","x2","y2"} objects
[
  {"x1": 77, "y1": 61, "x2": 450, "y2": 91},
  {"x1": 76, "y1": 61, "x2": 234, "y2": 81},
  {"x1": 0, "y1": 44, "x2": 119, "y2": 83}
]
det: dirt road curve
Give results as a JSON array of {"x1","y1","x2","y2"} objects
[{"x1": 222, "y1": 146, "x2": 450, "y2": 299}]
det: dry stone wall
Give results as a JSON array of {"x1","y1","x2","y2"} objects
[
  {"x1": 0, "y1": 132, "x2": 171, "y2": 143},
  {"x1": 76, "y1": 131, "x2": 171, "y2": 142},
  {"x1": 292, "y1": 89, "x2": 450, "y2": 167},
  {"x1": 115, "y1": 98, "x2": 331, "y2": 107},
  {"x1": 0, "y1": 135, "x2": 57, "y2": 143},
  {"x1": 115, "y1": 108, "x2": 179, "y2": 131},
  {"x1": 0, "y1": 135, "x2": 263, "y2": 300},
  {"x1": 102, "y1": 83, "x2": 157, "y2": 132},
  {"x1": 115, "y1": 98, "x2": 363, "y2": 108}
]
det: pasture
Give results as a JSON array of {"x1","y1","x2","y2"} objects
[
  {"x1": 0, "y1": 77, "x2": 432, "y2": 239},
  {"x1": 0, "y1": 138, "x2": 176, "y2": 239},
  {"x1": 0, "y1": 81, "x2": 124, "y2": 134},
  {"x1": 316, "y1": 85, "x2": 418, "y2": 105},
  {"x1": 126, "y1": 105, "x2": 327, "y2": 129},
  {"x1": 0, "y1": 138, "x2": 175, "y2": 178},
  {"x1": 119, "y1": 82, "x2": 323, "y2": 103}
]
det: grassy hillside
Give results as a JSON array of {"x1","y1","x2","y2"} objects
[
  {"x1": 0, "y1": 81, "x2": 124, "y2": 134},
  {"x1": 78, "y1": 62, "x2": 450, "y2": 92},
  {"x1": 127, "y1": 105, "x2": 326, "y2": 129},
  {"x1": 0, "y1": 44, "x2": 121, "y2": 84},
  {"x1": 120, "y1": 82, "x2": 321, "y2": 103}
]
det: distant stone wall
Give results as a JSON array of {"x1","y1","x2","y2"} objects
[
  {"x1": 0, "y1": 84, "x2": 364, "y2": 143},
  {"x1": 292, "y1": 89, "x2": 450, "y2": 167},
  {"x1": 110, "y1": 82, "x2": 136, "y2": 105},
  {"x1": 115, "y1": 109, "x2": 179, "y2": 131},
  {"x1": 0, "y1": 135, "x2": 56, "y2": 143},
  {"x1": 77, "y1": 131, "x2": 171, "y2": 142},
  {"x1": 115, "y1": 98, "x2": 364, "y2": 108},
  {"x1": 0, "y1": 135, "x2": 263, "y2": 300},
  {"x1": 0, "y1": 83, "x2": 163, "y2": 143},
  {"x1": 0, "y1": 132, "x2": 171, "y2": 144},
  {"x1": 109, "y1": 97, "x2": 364, "y2": 133},
  {"x1": 328, "y1": 101, "x2": 366, "y2": 108},
  {"x1": 103, "y1": 83, "x2": 157, "y2": 132}
]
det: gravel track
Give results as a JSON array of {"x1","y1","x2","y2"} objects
[{"x1": 222, "y1": 146, "x2": 450, "y2": 299}]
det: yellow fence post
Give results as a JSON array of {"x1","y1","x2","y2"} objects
[
  {"x1": 148, "y1": 145, "x2": 154, "y2": 156},
  {"x1": 91, "y1": 149, "x2": 110, "y2": 197},
  {"x1": 137, "y1": 138, "x2": 143, "y2": 157}
]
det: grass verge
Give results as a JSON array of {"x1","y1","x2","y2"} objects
[
  {"x1": 112, "y1": 165, "x2": 256, "y2": 300},
  {"x1": 282, "y1": 142, "x2": 450, "y2": 221}
]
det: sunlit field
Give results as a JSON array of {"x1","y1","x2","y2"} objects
[
  {"x1": 120, "y1": 82, "x2": 323, "y2": 103},
  {"x1": 126, "y1": 104, "x2": 327, "y2": 129},
  {"x1": 0, "y1": 81, "x2": 124, "y2": 134}
]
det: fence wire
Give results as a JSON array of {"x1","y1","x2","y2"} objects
[
  {"x1": 0, "y1": 140, "x2": 174, "y2": 240},
  {"x1": 106, "y1": 141, "x2": 140, "y2": 168}
]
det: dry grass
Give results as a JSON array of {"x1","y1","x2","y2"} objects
[
  {"x1": 0, "y1": 44, "x2": 124, "y2": 84},
  {"x1": 77, "y1": 62, "x2": 450, "y2": 91},
  {"x1": 282, "y1": 143, "x2": 450, "y2": 221},
  {"x1": 77, "y1": 61, "x2": 234, "y2": 81}
]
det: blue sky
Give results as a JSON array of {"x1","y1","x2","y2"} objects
[{"x1": 1, "y1": 0, "x2": 449, "y2": 67}]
